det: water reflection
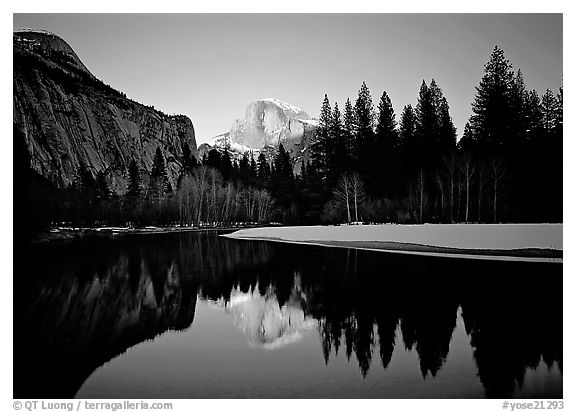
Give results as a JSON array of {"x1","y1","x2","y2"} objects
[
  {"x1": 214, "y1": 279, "x2": 317, "y2": 349},
  {"x1": 14, "y1": 231, "x2": 562, "y2": 398}
]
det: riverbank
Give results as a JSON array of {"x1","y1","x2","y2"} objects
[
  {"x1": 31, "y1": 226, "x2": 246, "y2": 244},
  {"x1": 222, "y1": 224, "x2": 563, "y2": 262}
]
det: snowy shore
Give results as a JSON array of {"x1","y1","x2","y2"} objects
[{"x1": 223, "y1": 224, "x2": 563, "y2": 262}]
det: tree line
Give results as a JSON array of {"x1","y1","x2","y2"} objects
[
  {"x1": 16, "y1": 45, "x2": 562, "y2": 237},
  {"x1": 304, "y1": 45, "x2": 562, "y2": 224}
]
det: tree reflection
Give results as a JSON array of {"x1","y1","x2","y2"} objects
[{"x1": 14, "y1": 231, "x2": 562, "y2": 398}]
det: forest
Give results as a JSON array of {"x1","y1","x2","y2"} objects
[{"x1": 16, "y1": 46, "x2": 563, "y2": 237}]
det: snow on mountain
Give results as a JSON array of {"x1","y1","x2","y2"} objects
[
  {"x1": 208, "y1": 133, "x2": 261, "y2": 155},
  {"x1": 202, "y1": 98, "x2": 318, "y2": 172},
  {"x1": 14, "y1": 28, "x2": 59, "y2": 36},
  {"x1": 259, "y1": 98, "x2": 309, "y2": 118}
]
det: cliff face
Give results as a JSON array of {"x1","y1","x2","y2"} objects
[
  {"x1": 230, "y1": 99, "x2": 316, "y2": 149},
  {"x1": 204, "y1": 98, "x2": 318, "y2": 173},
  {"x1": 13, "y1": 29, "x2": 197, "y2": 192}
]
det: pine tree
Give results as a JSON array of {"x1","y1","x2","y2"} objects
[
  {"x1": 271, "y1": 144, "x2": 294, "y2": 210},
  {"x1": 249, "y1": 154, "x2": 258, "y2": 181},
  {"x1": 354, "y1": 82, "x2": 375, "y2": 177},
  {"x1": 469, "y1": 46, "x2": 515, "y2": 151},
  {"x1": 524, "y1": 90, "x2": 543, "y2": 142},
  {"x1": 399, "y1": 104, "x2": 417, "y2": 147},
  {"x1": 220, "y1": 149, "x2": 233, "y2": 181},
  {"x1": 554, "y1": 87, "x2": 563, "y2": 133},
  {"x1": 399, "y1": 104, "x2": 418, "y2": 187},
  {"x1": 311, "y1": 94, "x2": 332, "y2": 181},
  {"x1": 238, "y1": 153, "x2": 250, "y2": 183},
  {"x1": 257, "y1": 152, "x2": 270, "y2": 181},
  {"x1": 509, "y1": 70, "x2": 529, "y2": 146},
  {"x1": 343, "y1": 98, "x2": 356, "y2": 167},
  {"x1": 149, "y1": 147, "x2": 172, "y2": 206},
  {"x1": 438, "y1": 97, "x2": 457, "y2": 152},
  {"x1": 206, "y1": 149, "x2": 222, "y2": 170},
  {"x1": 329, "y1": 102, "x2": 346, "y2": 189},
  {"x1": 415, "y1": 80, "x2": 437, "y2": 171},
  {"x1": 375, "y1": 90, "x2": 397, "y2": 150},
  {"x1": 541, "y1": 89, "x2": 557, "y2": 137},
  {"x1": 181, "y1": 143, "x2": 198, "y2": 174},
  {"x1": 127, "y1": 159, "x2": 141, "y2": 200},
  {"x1": 373, "y1": 90, "x2": 398, "y2": 196}
]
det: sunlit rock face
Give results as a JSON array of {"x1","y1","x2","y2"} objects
[
  {"x1": 205, "y1": 99, "x2": 318, "y2": 173},
  {"x1": 219, "y1": 277, "x2": 317, "y2": 349},
  {"x1": 230, "y1": 99, "x2": 316, "y2": 149},
  {"x1": 13, "y1": 29, "x2": 197, "y2": 192}
]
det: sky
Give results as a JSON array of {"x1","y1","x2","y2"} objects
[{"x1": 13, "y1": 14, "x2": 563, "y2": 144}]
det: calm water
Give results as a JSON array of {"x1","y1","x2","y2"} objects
[{"x1": 14, "y1": 230, "x2": 562, "y2": 399}]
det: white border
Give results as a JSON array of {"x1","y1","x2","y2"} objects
[{"x1": 3, "y1": 4, "x2": 572, "y2": 412}]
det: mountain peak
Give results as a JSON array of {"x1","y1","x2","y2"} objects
[
  {"x1": 13, "y1": 28, "x2": 93, "y2": 77},
  {"x1": 257, "y1": 98, "x2": 308, "y2": 118}
]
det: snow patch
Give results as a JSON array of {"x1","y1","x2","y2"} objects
[
  {"x1": 259, "y1": 98, "x2": 306, "y2": 116},
  {"x1": 14, "y1": 28, "x2": 59, "y2": 37},
  {"x1": 224, "y1": 224, "x2": 562, "y2": 253},
  {"x1": 297, "y1": 118, "x2": 319, "y2": 127},
  {"x1": 209, "y1": 133, "x2": 261, "y2": 154}
]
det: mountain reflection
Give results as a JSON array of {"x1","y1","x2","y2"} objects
[
  {"x1": 14, "y1": 231, "x2": 562, "y2": 398},
  {"x1": 213, "y1": 277, "x2": 317, "y2": 349}
]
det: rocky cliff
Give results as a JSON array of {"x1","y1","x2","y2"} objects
[
  {"x1": 202, "y1": 98, "x2": 318, "y2": 173},
  {"x1": 13, "y1": 29, "x2": 197, "y2": 192}
]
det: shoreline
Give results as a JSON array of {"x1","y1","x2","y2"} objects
[
  {"x1": 224, "y1": 236, "x2": 562, "y2": 263},
  {"x1": 29, "y1": 226, "x2": 242, "y2": 244},
  {"x1": 222, "y1": 224, "x2": 563, "y2": 263}
]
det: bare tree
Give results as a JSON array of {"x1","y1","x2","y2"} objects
[
  {"x1": 477, "y1": 159, "x2": 486, "y2": 222},
  {"x1": 435, "y1": 172, "x2": 445, "y2": 222},
  {"x1": 460, "y1": 152, "x2": 476, "y2": 223},
  {"x1": 220, "y1": 181, "x2": 235, "y2": 224},
  {"x1": 178, "y1": 174, "x2": 194, "y2": 226},
  {"x1": 350, "y1": 172, "x2": 365, "y2": 223},
  {"x1": 489, "y1": 157, "x2": 506, "y2": 223},
  {"x1": 256, "y1": 189, "x2": 273, "y2": 222},
  {"x1": 417, "y1": 169, "x2": 425, "y2": 223},
  {"x1": 192, "y1": 166, "x2": 208, "y2": 226},
  {"x1": 442, "y1": 152, "x2": 457, "y2": 222},
  {"x1": 333, "y1": 174, "x2": 352, "y2": 223},
  {"x1": 242, "y1": 186, "x2": 257, "y2": 222}
]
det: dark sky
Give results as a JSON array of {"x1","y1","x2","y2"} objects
[{"x1": 13, "y1": 14, "x2": 563, "y2": 144}]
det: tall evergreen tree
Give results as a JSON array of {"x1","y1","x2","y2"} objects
[
  {"x1": 354, "y1": 82, "x2": 375, "y2": 177},
  {"x1": 373, "y1": 90, "x2": 398, "y2": 197},
  {"x1": 271, "y1": 144, "x2": 294, "y2": 211},
  {"x1": 469, "y1": 46, "x2": 515, "y2": 151},
  {"x1": 220, "y1": 149, "x2": 233, "y2": 181},
  {"x1": 127, "y1": 159, "x2": 142, "y2": 200},
  {"x1": 415, "y1": 80, "x2": 437, "y2": 171},
  {"x1": 181, "y1": 143, "x2": 198, "y2": 174},
  {"x1": 509, "y1": 70, "x2": 529, "y2": 146},
  {"x1": 399, "y1": 104, "x2": 417, "y2": 147},
  {"x1": 149, "y1": 146, "x2": 172, "y2": 201},
  {"x1": 554, "y1": 87, "x2": 563, "y2": 133},
  {"x1": 329, "y1": 102, "x2": 346, "y2": 189},
  {"x1": 239, "y1": 153, "x2": 250, "y2": 183},
  {"x1": 541, "y1": 89, "x2": 557, "y2": 137},
  {"x1": 438, "y1": 97, "x2": 457, "y2": 152},
  {"x1": 249, "y1": 154, "x2": 258, "y2": 182},
  {"x1": 311, "y1": 94, "x2": 332, "y2": 181},
  {"x1": 524, "y1": 90, "x2": 543, "y2": 142},
  {"x1": 343, "y1": 98, "x2": 356, "y2": 168},
  {"x1": 257, "y1": 152, "x2": 271, "y2": 181},
  {"x1": 205, "y1": 149, "x2": 222, "y2": 170}
]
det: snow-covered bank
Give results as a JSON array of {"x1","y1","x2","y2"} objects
[{"x1": 223, "y1": 224, "x2": 562, "y2": 262}]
